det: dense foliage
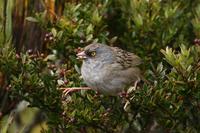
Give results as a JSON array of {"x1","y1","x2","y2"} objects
[{"x1": 1, "y1": 0, "x2": 200, "y2": 132}]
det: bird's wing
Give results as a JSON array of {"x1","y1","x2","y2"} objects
[
  {"x1": 102, "y1": 65, "x2": 141, "y2": 95},
  {"x1": 111, "y1": 47, "x2": 142, "y2": 68}
]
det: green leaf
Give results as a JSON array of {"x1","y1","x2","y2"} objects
[
  {"x1": 92, "y1": 9, "x2": 102, "y2": 24},
  {"x1": 86, "y1": 24, "x2": 93, "y2": 35},
  {"x1": 133, "y1": 14, "x2": 143, "y2": 28},
  {"x1": 51, "y1": 28, "x2": 57, "y2": 37},
  {"x1": 156, "y1": 62, "x2": 163, "y2": 73},
  {"x1": 57, "y1": 31, "x2": 63, "y2": 40},
  {"x1": 26, "y1": 17, "x2": 38, "y2": 22},
  {"x1": 86, "y1": 34, "x2": 93, "y2": 42}
]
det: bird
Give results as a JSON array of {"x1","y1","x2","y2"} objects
[{"x1": 63, "y1": 43, "x2": 143, "y2": 96}]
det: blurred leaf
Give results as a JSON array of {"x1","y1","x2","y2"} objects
[
  {"x1": 26, "y1": 17, "x2": 38, "y2": 23},
  {"x1": 51, "y1": 28, "x2": 57, "y2": 37}
]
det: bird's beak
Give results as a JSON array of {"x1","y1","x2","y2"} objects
[{"x1": 77, "y1": 51, "x2": 87, "y2": 59}]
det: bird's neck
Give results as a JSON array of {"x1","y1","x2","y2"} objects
[{"x1": 84, "y1": 60, "x2": 102, "y2": 68}]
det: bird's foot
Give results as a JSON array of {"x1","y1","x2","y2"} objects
[{"x1": 60, "y1": 87, "x2": 91, "y2": 95}]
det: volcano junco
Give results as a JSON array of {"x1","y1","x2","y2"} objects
[{"x1": 76, "y1": 43, "x2": 142, "y2": 95}]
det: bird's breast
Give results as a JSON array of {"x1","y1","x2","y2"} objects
[{"x1": 81, "y1": 61, "x2": 107, "y2": 89}]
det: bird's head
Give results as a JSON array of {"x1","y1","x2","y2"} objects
[{"x1": 77, "y1": 43, "x2": 114, "y2": 63}]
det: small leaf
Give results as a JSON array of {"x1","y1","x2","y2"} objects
[
  {"x1": 57, "y1": 31, "x2": 63, "y2": 40},
  {"x1": 86, "y1": 24, "x2": 93, "y2": 35},
  {"x1": 26, "y1": 17, "x2": 38, "y2": 22},
  {"x1": 74, "y1": 64, "x2": 81, "y2": 74},
  {"x1": 109, "y1": 36, "x2": 118, "y2": 44},
  {"x1": 86, "y1": 34, "x2": 93, "y2": 42},
  {"x1": 57, "y1": 79, "x2": 64, "y2": 86},
  {"x1": 51, "y1": 28, "x2": 57, "y2": 37},
  {"x1": 133, "y1": 14, "x2": 143, "y2": 27},
  {"x1": 157, "y1": 62, "x2": 163, "y2": 73},
  {"x1": 92, "y1": 9, "x2": 102, "y2": 24},
  {"x1": 86, "y1": 94, "x2": 93, "y2": 103},
  {"x1": 44, "y1": 54, "x2": 56, "y2": 61},
  {"x1": 73, "y1": 4, "x2": 81, "y2": 12}
]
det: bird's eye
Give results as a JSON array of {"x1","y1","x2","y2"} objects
[{"x1": 90, "y1": 51, "x2": 96, "y2": 57}]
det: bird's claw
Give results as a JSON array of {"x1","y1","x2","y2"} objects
[{"x1": 60, "y1": 87, "x2": 91, "y2": 96}]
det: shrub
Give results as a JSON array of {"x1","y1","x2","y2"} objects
[{"x1": 1, "y1": 0, "x2": 200, "y2": 132}]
